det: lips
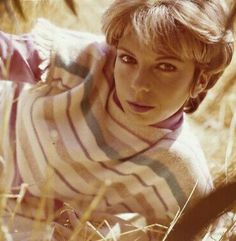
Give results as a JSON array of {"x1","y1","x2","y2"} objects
[{"x1": 127, "y1": 101, "x2": 155, "y2": 113}]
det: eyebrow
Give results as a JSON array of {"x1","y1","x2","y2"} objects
[
  {"x1": 117, "y1": 46, "x2": 184, "y2": 63},
  {"x1": 117, "y1": 47, "x2": 135, "y2": 57},
  {"x1": 155, "y1": 55, "x2": 184, "y2": 62}
]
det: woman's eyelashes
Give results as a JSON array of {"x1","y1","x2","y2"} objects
[
  {"x1": 118, "y1": 54, "x2": 137, "y2": 64},
  {"x1": 156, "y1": 63, "x2": 177, "y2": 72},
  {"x1": 117, "y1": 53, "x2": 177, "y2": 72}
]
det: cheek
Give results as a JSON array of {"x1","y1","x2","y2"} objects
[
  {"x1": 114, "y1": 63, "x2": 128, "y2": 89},
  {"x1": 114, "y1": 61, "x2": 125, "y2": 77},
  {"x1": 151, "y1": 75, "x2": 193, "y2": 105},
  {"x1": 165, "y1": 72, "x2": 194, "y2": 95}
]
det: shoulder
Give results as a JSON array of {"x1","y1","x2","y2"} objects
[
  {"x1": 30, "y1": 18, "x2": 110, "y2": 82},
  {"x1": 157, "y1": 118, "x2": 212, "y2": 182},
  {"x1": 154, "y1": 145, "x2": 213, "y2": 204},
  {"x1": 151, "y1": 122, "x2": 213, "y2": 196},
  {"x1": 31, "y1": 18, "x2": 105, "y2": 58},
  {"x1": 157, "y1": 117, "x2": 207, "y2": 164},
  {"x1": 31, "y1": 18, "x2": 104, "y2": 44}
]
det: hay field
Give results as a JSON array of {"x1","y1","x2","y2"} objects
[{"x1": 0, "y1": 0, "x2": 236, "y2": 240}]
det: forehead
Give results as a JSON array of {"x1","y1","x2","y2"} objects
[
  {"x1": 117, "y1": 29, "x2": 184, "y2": 60},
  {"x1": 118, "y1": 30, "x2": 148, "y2": 49}
]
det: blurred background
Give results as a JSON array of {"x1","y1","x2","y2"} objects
[{"x1": 0, "y1": 0, "x2": 235, "y2": 186}]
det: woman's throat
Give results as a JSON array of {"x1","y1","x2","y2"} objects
[{"x1": 150, "y1": 108, "x2": 184, "y2": 130}]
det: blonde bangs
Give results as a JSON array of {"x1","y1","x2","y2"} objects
[
  {"x1": 131, "y1": 4, "x2": 222, "y2": 67},
  {"x1": 102, "y1": 1, "x2": 146, "y2": 46},
  {"x1": 102, "y1": 0, "x2": 232, "y2": 72}
]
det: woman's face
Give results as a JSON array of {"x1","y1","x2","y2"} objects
[{"x1": 113, "y1": 31, "x2": 197, "y2": 125}]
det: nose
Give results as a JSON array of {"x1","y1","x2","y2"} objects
[{"x1": 130, "y1": 69, "x2": 150, "y2": 93}]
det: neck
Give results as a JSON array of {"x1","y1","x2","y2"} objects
[{"x1": 150, "y1": 108, "x2": 184, "y2": 130}]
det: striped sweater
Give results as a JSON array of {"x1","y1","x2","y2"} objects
[{"x1": 0, "y1": 19, "x2": 213, "y2": 226}]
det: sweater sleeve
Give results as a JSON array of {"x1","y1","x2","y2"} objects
[
  {"x1": 0, "y1": 31, "x2": 42, "y2": 84},
  {"x1": 30, "y1": 18, "x2": 104, "y2": 83},
  {"x1": 0, "y1": 19, "x2": 59, "y2": 84},
  {"x1": 0, "y1": 18, "x2": 104, "y2": 86}
]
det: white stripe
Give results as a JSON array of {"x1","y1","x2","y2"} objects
[
  {"x1": 18, "y1": 90, "x2": 49, "y2": 177},
  {"x1": 69, "y1": 84, "x2": 109, "y2": 161},
  {"x1": 17, "y1": 142, "x2": 41, "y2": 196}
]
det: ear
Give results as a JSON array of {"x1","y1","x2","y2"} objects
[{"x1": 190, "y1": 72, "x2": 209, "y2": 98}]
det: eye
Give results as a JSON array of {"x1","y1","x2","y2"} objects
[
  {"x1": 119, "y1": 54, "x2": 137, "y2": 64},
  {"x1": 156, "y1": 63, "x2": 176, "y2": 72}
]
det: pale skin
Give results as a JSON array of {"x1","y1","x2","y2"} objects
[{"x1": 113, "y1": 31, "x2": 207, "y2": 126}]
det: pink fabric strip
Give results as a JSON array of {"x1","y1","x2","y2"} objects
[
  {"x1": 0, "y1": 31, "x2": 41, "y2": 84},
  {"x1": 151, "y1": 108, "x2": 184, "y2": 130}
]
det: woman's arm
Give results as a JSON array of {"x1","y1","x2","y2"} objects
[
  {"x1": 0, "y1": 19, "x2": 104, "y2": 85},
  {"x1": 0, "y1": 31, "x2": 42, "y2": 84}
]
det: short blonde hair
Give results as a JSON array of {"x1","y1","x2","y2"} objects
[{"x1": 102, "y1": 0, "x2": 234, "y2": 113}]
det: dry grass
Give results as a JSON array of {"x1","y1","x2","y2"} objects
[{"x1": 0, "y1": 0, "x2": 236, "y2": 240}]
